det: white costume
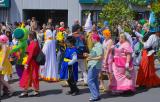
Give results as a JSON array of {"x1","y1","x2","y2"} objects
[
  {"x1": 40, "y1": 29, "x2": 59, "y2": 81},
  {"x1": 144, "y1": 34, "x2": 160, "y2": 56}
]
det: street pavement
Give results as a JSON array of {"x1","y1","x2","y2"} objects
[{"x1": 1, "y1": 61, "x2": 160, "y2": 102}]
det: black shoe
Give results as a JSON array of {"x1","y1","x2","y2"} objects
[
  {"x1": 65, "y1": 91, "x2": 73, "y2": 95},
  {"x1": 71, "y1": 90, "x2": 79, "y2": 96},
  {"x1": 2, "y1": 93, "x2": 8, "y2": 97},
  {"x1": 89, "y1": 97, "x2": 101, "y2": 102}
]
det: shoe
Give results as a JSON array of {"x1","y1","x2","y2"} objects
[
  {"x1": 19, "y1": 92, "x2": 28, "y2": 98},
  {"x1": 65, "y1": 91, "x2": 73, "y2": 95},
  {"x1": 62, "y1": 84, "x2": 69, "y2": 87},
  {"x1": 8, "y1": 91, "x2": 14, "y2": 97},
  {"x1": 71, "y1": 90, "x2": 79, "y2": 96},
  {"x1": 30, "y1": 91, "x2": 40, "y2": 97},
  {"x1": 89, "y1": 97, "x2": 101, "y2": 102}
]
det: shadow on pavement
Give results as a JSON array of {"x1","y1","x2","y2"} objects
[
  {"x1": 9, "y1": 78, "x2": 19, "y2": 84},
  {"x1": 79, "y1": 88, "x2": 90, "y2": 94},
  {"x1": 135, "y1": 87, "x2": 149, "y2": 95},
  {"x1": 39, "y1": 89, "x2": 62, "y2": 97}
]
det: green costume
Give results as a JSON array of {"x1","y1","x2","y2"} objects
[{"x1": 10, "y1": 28, "x2": 28, "y2": 79}]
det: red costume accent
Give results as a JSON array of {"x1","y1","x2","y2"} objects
[
  {"x1": 20, "y1": 41, "x2": 40, "y2": 90},
  {"x1": 136, "y1": 49, "x2": 160, "y2": 88}
]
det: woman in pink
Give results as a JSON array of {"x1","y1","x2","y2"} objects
[
  {"x1": 99, "y1": 29, "x2": 113, "y2": 92},
  {"x1": 110, "y1": 33, "x2": 135, "y2": 94}
]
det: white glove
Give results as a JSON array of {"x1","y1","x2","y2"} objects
[{"x1": 125, "y1": 63, "x2": 129, "y2": 69}]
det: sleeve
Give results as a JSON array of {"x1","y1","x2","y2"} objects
[
  {"x1": 143, "y1": 35, "x2": 154, "y2": 49},
  {"x1": 96, "y1": 45, "x2": 103, "y2": 56},
  {"x1": 134, "y1": 31, "x2": 143, "y2": 39},
  {"x1": 123, "y1": 42, "x2": 133, "y2": 54},
  {"x1": 26, "y1": 43, "x2": 36, "y2": 65},
  {"x1": 68, "y1": 52, "x2": 77, "y2": 65}
]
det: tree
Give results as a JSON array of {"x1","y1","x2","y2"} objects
[
  {"x1": 99, "y1": 0, "x2": 135, "y2": 32},
  {"x1": 128, "y1": 0, "x2": 148, "y2": 6},
  {"x1": 151, "y1": 1, "x2": 160, "y2": 18}
]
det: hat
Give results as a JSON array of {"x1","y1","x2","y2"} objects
[
  {"x1": 14, "y1": 28, "x2": 25, "y2": 39},
  {"x1": 0, "y1": 35, "x2": 9, "y2": 43},
  {"x1": 139, "y1": 19, "x2": 147, "y2": 26},
  {"x1": 104, "y1": 21, "x2": 109, "y2": 27},
  {"x1": 66, "y1": 36, "x2": 76, "y2": 45}
]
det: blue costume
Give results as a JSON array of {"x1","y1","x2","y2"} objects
[{"x1": 60, "y1": 48, "x2": 78, "y2": 81}]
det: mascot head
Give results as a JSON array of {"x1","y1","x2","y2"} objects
[{"x1": 14, "y1": 28, "x2": 25, "y2": 40}]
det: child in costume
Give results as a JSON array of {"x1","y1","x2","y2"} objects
[
  {"x1": 10, "y1": 28, "x2": 28, "y2": 79},
  {"x1": 60, "y1": 36, "x2": 79, "y2": 96},
  {"x1": 19, "y1": 31, "x2": 40, "y2": 97},
  {"x1": 0, "y1": 35, "x2": 13, "y2": 96}
]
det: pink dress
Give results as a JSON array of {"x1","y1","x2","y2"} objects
[
  {"x1": 109, "y1": 41, "x2": 135, "y2": 92},
  {"x1": 102, "y1": 39, "x2": 113, "y2": 73}
]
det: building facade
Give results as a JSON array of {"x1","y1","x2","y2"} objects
[{"x1": 0, "y1": 0, "x2": 107, "y2": 28}]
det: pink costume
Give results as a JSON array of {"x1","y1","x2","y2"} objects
[
  {"x1": 101, "y1": 39, "x2": 113, "y2": 73},
  {"x1": 110, "y1": 41, "x2": 135, "y2": 92}
]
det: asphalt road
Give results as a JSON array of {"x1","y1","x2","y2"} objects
[{"x1": 1, "y1": 62, "x2": 160, "y2": 102}]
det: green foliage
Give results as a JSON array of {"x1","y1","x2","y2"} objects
[
  {"x1": 128, "y1": 0, "x2": 147, "y2": 6},
  {"x1": 99, "y1": 0, "x2": 135, "y2": 32},
  {"x1": 151, "y1": 2, "x2": 160, "y2": 18}
]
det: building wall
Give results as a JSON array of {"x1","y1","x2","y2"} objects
[
  {"x1": 8, "y1": 0, "x2": 81, "y2": 28},
  {"x1": 1, "y1": 0, "x2": 102, "y2": 27}
]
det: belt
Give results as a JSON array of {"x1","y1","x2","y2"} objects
[{"x1": 64, "y1": 58, "x2": 71, "y2": 62}]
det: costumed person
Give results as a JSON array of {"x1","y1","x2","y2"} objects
[
  {"x1": 56, "y1": 27, "x2": 66, "y2": 71},
  {"x1": 83, "y1": 33, "x2": 103, "y2": 101},
  {"x1": 56, "y1": 27, "x2": 67, "y2": 86},
  {"x1": 109, "y1": 33, "x2": 136, "y2": 94},
  {"x1": 0, "y1": 35, "x2": 13, "y2": 96},
  {"x1": 84, "y1": 13, "x2": 97, "y2": 52},
  {"x1": 136, "y1": 27, "x2": 160, "y2": 88},
  {"x1": 60, "y1": 36, "x2": 79, "y2": 96},
  {"x1": 72, "y1": 25, "x2": 88, "y2": 86},
  {"x1": 99, "y1": 29, "x2": 113, "y2": 92},
  {"x1": 40, "y1": 29, "x2": 59, "y2": 81},
  {"x1": 19, "y1": 31, "x2": 40, "y2": 97},
  {"x1": 10, "y1": 28, "x2": 28, "y2": 80}
]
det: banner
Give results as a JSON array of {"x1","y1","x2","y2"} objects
[{"x1": 0, "y1": 0, "x2": 10, "y2": 8}]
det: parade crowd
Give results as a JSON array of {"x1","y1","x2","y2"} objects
[{"x1": 0, "y1": 14, "x2": 160, "y2": 102}]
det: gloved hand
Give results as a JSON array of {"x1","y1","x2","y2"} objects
[{"x1": 125, "y1": 63, "x2": 129, "y2": 69}]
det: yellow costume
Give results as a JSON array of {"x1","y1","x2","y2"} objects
[{"x1": 0, "y1": 46, "x2": 12, "y2": 75}]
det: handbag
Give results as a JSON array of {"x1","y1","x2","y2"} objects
[
  {"x1": 33, "y1": 41, "x2": 46, "y2": 65},
  {"x1": 35, "y1": 51, "x2": 46, "y2": 65}
]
